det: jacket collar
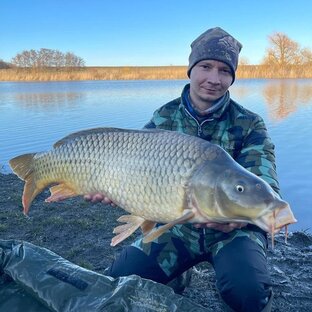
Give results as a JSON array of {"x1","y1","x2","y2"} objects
[{"x1": 181, "y1": 84, "x2": 230, "y2": 121}]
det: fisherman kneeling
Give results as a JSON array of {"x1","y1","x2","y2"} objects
[{"x1": 87, "y1": 27, "x2": 279, "y2": 312}]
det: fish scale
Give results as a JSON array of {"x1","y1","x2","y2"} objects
[{"x1": 49, "y1": 130, "x2": 198, "y2": 220}]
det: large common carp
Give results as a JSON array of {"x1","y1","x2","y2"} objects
[{"x1": 9, "y1": 127, "x2": 296, "y2": 246}]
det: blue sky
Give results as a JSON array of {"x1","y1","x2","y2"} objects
[{"x1": 1, "y1": 0, "x2": 311, "y2": 66}]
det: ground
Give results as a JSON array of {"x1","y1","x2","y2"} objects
[{"x1": 0, "y1": 173, "x2": 311, "y2": 311}]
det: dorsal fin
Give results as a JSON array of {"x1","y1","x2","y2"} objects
[
  {"x1": 53, "y1": 127, "x2": 121, "y2": 148},
  {"x1": 53, "y1": 127, "x2": 167, "y2": 148}
]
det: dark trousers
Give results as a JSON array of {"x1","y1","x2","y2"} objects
[{"x1": 107, "y1": 226, "x2": 272, "y2": 312}]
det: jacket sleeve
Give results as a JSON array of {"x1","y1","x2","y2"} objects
[
  {"x1": 143, "y1": 107, "x2": 169, "y2": 129},
  {"x1": 235, "y1": 116, "x2": 281, "y2": 195},
  {"x1": 143, "y1": 98, "x2": 182, "y2": 130},
  {"x1": 143, "y1": 119, "x2": 157, "y2": 129}
]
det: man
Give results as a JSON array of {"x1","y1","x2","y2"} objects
[{"x1": 86, "y1": 27, "x2": 277, "y2": 312}]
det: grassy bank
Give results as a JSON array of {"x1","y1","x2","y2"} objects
[{"x1": 1, "y1": 65, "x2": 312, "y2": 81}]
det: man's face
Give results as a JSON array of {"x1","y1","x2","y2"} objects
[{"x1": 189, "y1": 60, "x2": 233, "y2": 113}]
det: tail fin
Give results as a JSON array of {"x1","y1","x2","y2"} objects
[{"x1": 9, "y1": 153, "x2": 43, "y2": 215}]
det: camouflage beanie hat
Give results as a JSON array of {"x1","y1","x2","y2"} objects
[{"x1": 187, "y1": 27, "x2": 242, "y2": 82}]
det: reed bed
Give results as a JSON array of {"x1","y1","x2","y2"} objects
[
  {"x1": 1, "y1": 65, "x2": 312, "y2": 81},
  {"x1": 237, "y1": 65, "x2": 312, "y2": 79},
  {"x1": 0, "y1": 66, "x2": 187, "y2": 81}
]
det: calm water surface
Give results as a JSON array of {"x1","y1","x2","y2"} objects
[{"x1": 1, "y1": 79, "x2": 311, "y2": 232}]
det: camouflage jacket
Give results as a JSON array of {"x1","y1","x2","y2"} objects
[{"x1": 144, "y1": 84, "x2": 280, "y2": 194}]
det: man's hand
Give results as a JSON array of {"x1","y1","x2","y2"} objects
[
  {"x1": 193, "y1": 222, "x2": 247, "y2": 233},
  {"x1": 84, "y1": 193, "x2": 116, "y2": 206}
]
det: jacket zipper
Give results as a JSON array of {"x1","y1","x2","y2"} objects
[{"x1": 184, "y1": 108, "x2": 214, "y2": 138}]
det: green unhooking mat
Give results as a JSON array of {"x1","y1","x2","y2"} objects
[{"x1": 0, "y1": 240, "x2": 209, "y2": 312}]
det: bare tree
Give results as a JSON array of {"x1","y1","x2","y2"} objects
[
  {"x1": 300, "y1": 47, "x2": 312, "y2": 65},
  {"x1": 28, "y1": 49, "x2": 39, "y2": 67},
  {"x1": 53, "y1": 50, "x2": 65, "y2": 67},
  {"x1": 64, "y1": 52, "x2": 85, "y2": 67},
  {"x1": 11, "y1": 50, "x2": 33, "y2": 67},
  {"x1": 11, "y1": 49, "x2": 85, "y2": 68},
  {"x1": 0, "y1": 59, "x2": 12, "y2": 69},
  {"x1": 262, "y1": 32, "x2": 301, "y2": 66}
]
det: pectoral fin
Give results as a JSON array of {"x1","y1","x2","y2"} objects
[
  {"x1": 111, "y1": 214, "x2": 146, "y2": 246},
  {"x1": 143, "y1": 210, "x2": 195, "y2": 244},
  {"x1": 45, "y1": 183, "x2": 78, "y2": 202},
  {"x1": 141, "y1": 220, "x2": 156, "y2": 235}
]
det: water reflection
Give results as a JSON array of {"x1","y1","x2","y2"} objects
[
  {"x1": 230, "y1": 83, "x2": 254, "y2": 100},
  {"x1": 14, "y1": 92, "x2": 83, "y2": 110},
  {"x1": 7, "y1": 80, "x2": 312, "y2": 121},
  {"x1": 263, "y1": 80, "x2": 312, "y2": 121},
  {"x1": 231, "y1": 79, "x2": 312, "y2": 122}
]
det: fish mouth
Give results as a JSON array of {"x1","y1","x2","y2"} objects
[
  {"x1": 254, "y1": 202, "x2": 297, "y2": 234},
  {"x1": 254, "y1": 202, "x2": 297, "y2": 248}
]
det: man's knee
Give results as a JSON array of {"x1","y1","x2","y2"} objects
[
  {"x1": 218, "y1": 274, "x2": 271, "y2": 312},
  {"x1": 213, "y1": 235, "x2": 272, "y2": 312},
  {"x1": 106, "y1": 245, "x2": 169, "y2": 284}
]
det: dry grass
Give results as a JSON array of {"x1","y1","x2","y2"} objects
[
  {"x1": 1, "y1": 65, "x2": 312, "y2": 81},
  {"x1": 0, "y1": 66, "x2": 188, "y2": 81},
  {"x1": 237, "y1": 65, "x2": 312, "y2": 79}
]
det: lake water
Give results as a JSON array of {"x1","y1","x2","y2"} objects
[{"x1": 0, "y1": 79, "x2": 311, "y2": 233}]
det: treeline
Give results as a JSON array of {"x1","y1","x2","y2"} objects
[
  {"x1": 13, "y1": 48, "x2": 85, "y2": 67},
  {"x1": 1, "y1": 32, "x2": 312, "y2": 81},
  {"x1": 1, "y1": 48, "x2": 84, "y2": 68}
]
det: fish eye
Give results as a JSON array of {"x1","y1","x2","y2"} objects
[{"x1": 236, "y1": 185, "x2": 245, "y2": 193}]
